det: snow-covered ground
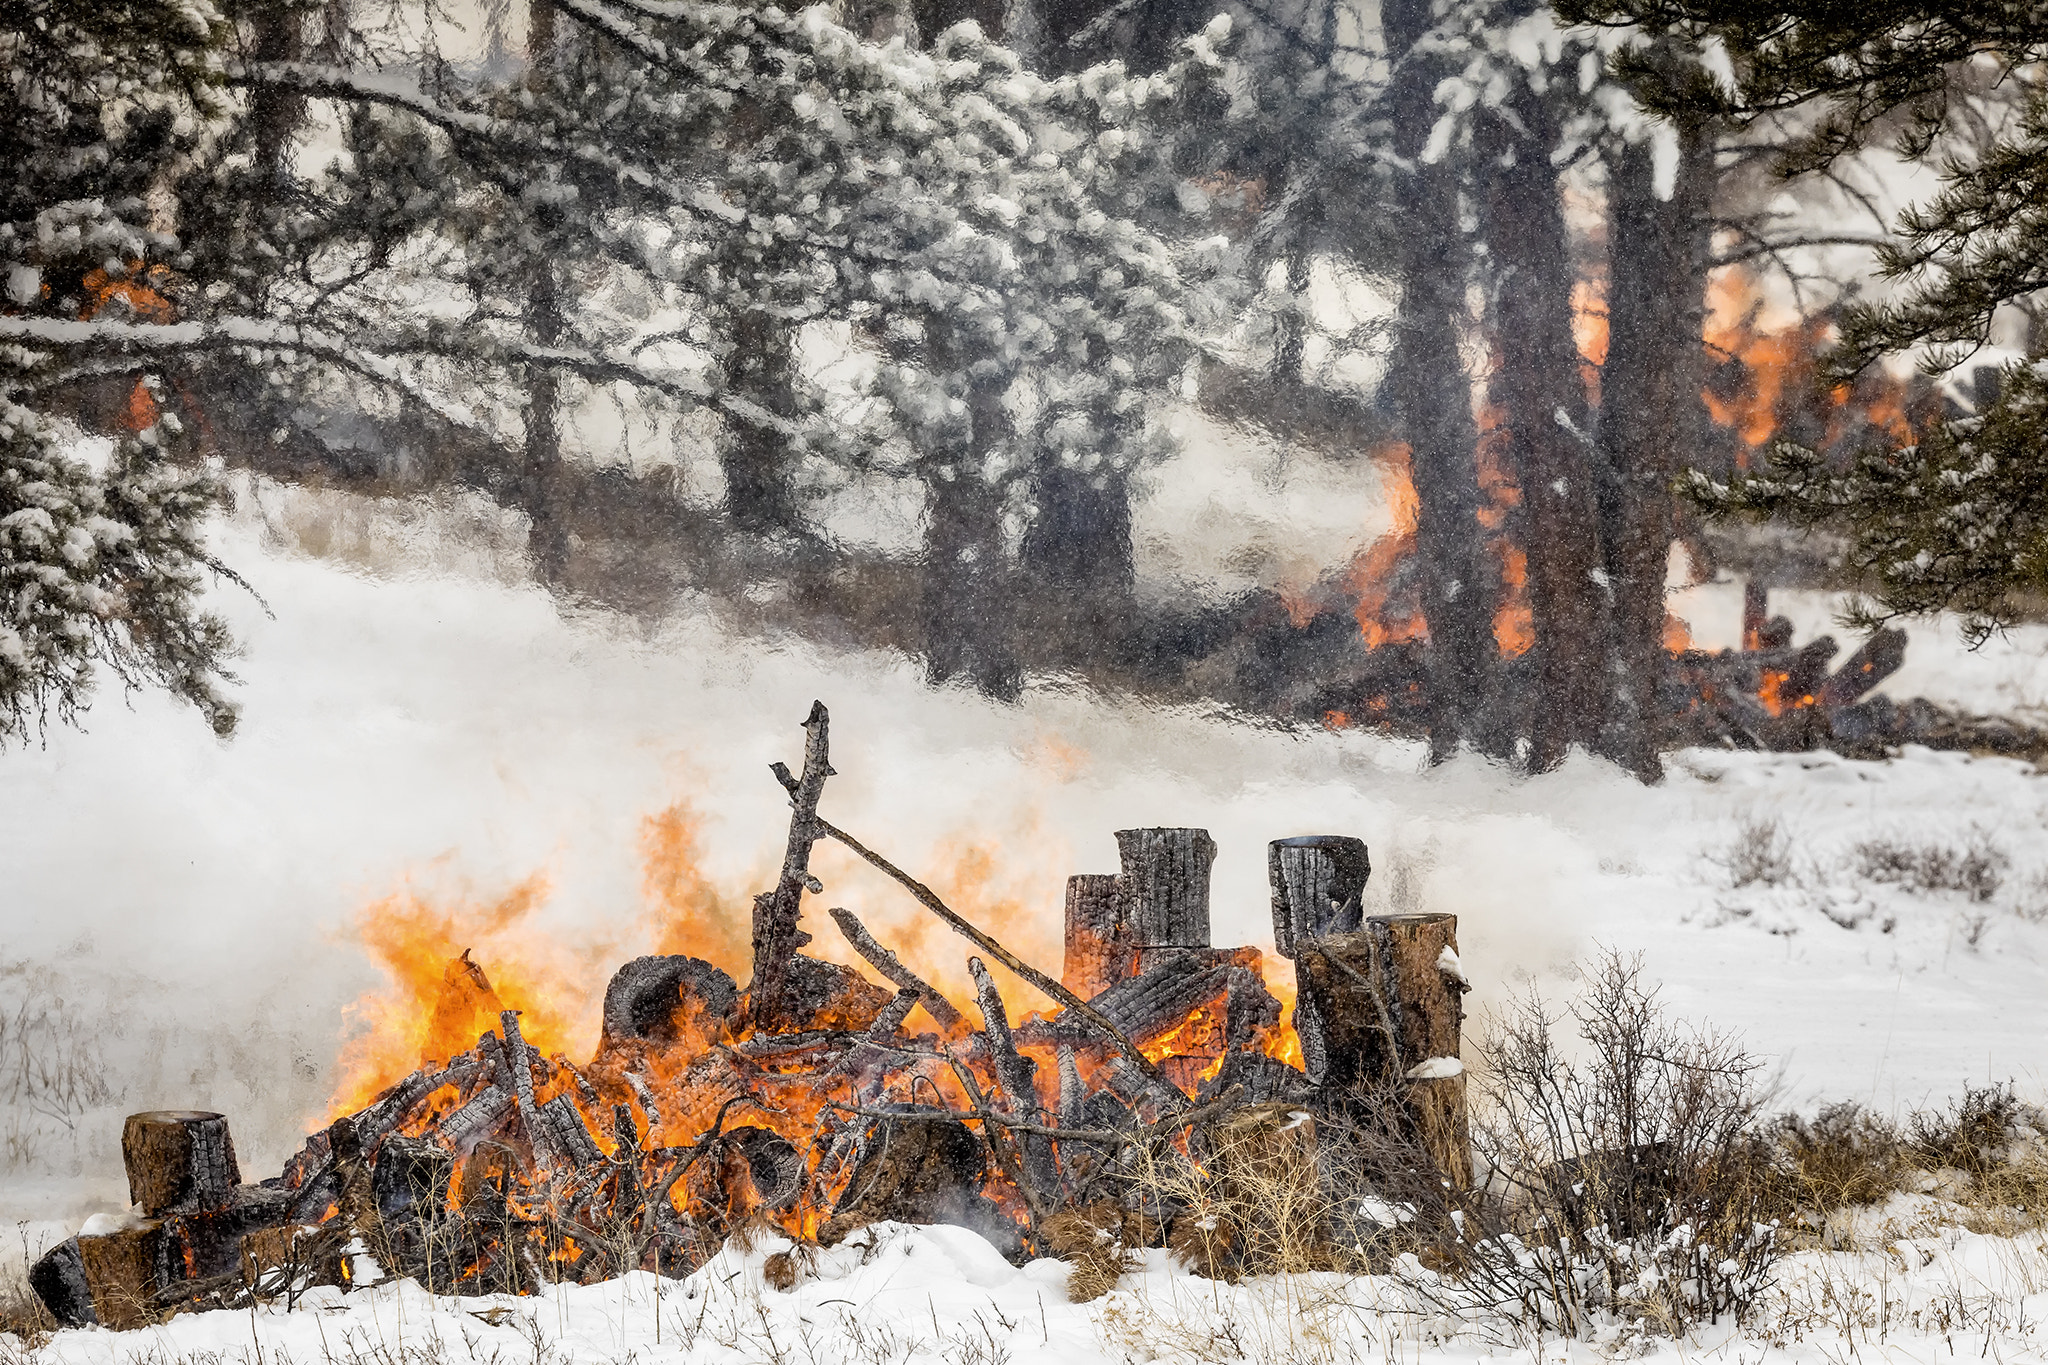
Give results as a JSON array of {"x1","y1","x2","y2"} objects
[
  {"x1": 11, "y1": 1217, "x2": 2048, "y2": 1365},
  {"x1": 5, "y1": 476, "x2": 2047, "y2": 1360}
]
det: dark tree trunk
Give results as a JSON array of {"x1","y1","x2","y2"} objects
[
  {"x1": 724, "y1": 308, "x2": 804, "y2": 534},
  {"x1": 1019, "y1": 465, "x2": 1133, "y2": 592},
  {"x1": 1476, "y1": 91, "x2": 1608, "y2": 771},
  {"x1": 1598, "y1": 123, "x2": 1714, "y2": 780},
  {"x1": 1380, "y1": 0, "x2": 1498, "y2": 762},
  {"x1": 920, "y1": 317, "x2": 1020, "y2": 697},
  {"x1": 249, "y1": 6, "x2": 304, "y2": 196},
  {"x1": 523, "y1": 0, "x2": 570, "y2": 579}
]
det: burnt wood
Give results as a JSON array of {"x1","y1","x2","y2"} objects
[
  {"x1": 1061, "y1": 873, "x2": 1129, "y2": 998},
  {"x1": 1295, "y1": 913, "x2": 1470, "y2": 1186},
  {"x1": 602, "y1": 955, "x2": 739, "y2": 1046},
  {"x1": 828, "y1": 906, "x2": 967, "y2": 1031},
  {"x1": 29, "y1": 1237, "x2": 96, "y2": 1327},
  {"x1": 1114, "y1": 828, "x2": 1216, "y2": 949},
  {"x1": 1268, "y1": 836, "x2": 1370, "y2": 958},
  {"x1": 751, "y1": 702, "x2": 833, "y2": 1022},
  {"x1": 122, "y1": 1112, "x2": 240, "y2": 1216}
]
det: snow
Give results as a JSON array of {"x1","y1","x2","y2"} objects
[{"x1": 12, "y1": 1219, "x2": 2048, "y2": 1364}]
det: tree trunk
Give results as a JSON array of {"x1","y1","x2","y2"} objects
[
  {"x1": 123, "y1": 1111, "x2": 241, "y2": 1215},
  {"x1": 1380, "y1": 0, "x2": 1498, "y2": 762},
  {"x1": 1598, "y1": 120, "x2": 1714, "y2": 781},
  {"x1": 524, "y1": 0, "x2": 570, "y2": 579},
  {"x1": 1019, "y1": 465, "x2": 1133, "y2": 592},
  {"x1": 920, "y1": 316, "x2": 1019, "y2": 697},
  {"x1": 1295, "y1": 913, "x2": 1470, "y2": 1186},
  {"x1": 1477, "y1": 91, "x2": 1608, "y2": 771},
  {"x1": 724, "y1": 308, "x2": 804, "y2": 533}
]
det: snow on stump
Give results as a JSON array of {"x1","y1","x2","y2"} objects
[
  {"x1": 1296, "y1": 912, "x2": 1471, "y2": 1187},
  {"x1": 123, "y1": 1111, "x2": 240, "y2": 1216}
]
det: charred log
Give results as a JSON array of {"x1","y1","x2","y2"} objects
[
  {"x1": 1113, "y1": 828, "x2": 1215, "y2": 954},
  {"x1": 123, "y1": 1112, "x2": 240, "y2": 1217},
  {"x1": 1267, "y1": 836, "x2": 1370, "y2": 959}
]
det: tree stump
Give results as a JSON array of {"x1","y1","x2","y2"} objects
[
  {"x1": 75, "y1": 1216, "x2": 166, "y2": 1331},
  {"x1": 1267, "y1": 836, "x2": 1370, "y2": 958},
  {"x1": 122, "y1": 1111, "x2": 240, "y2": 1216},
  {"x1": 1061, "y1": 873, "x2": 1130, "y2": 999},
  {"x1": 1295, "y1": 913, "x2": 1469, "y2": 1186},
  {"x1": 1114, "y1": 828, "x2": 1215, "y2": 952}
]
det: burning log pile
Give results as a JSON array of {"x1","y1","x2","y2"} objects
[
  {"x1": 31, "y1": 703, "x2": 1473, "y2": 1329},
  {"x1": 1661, "y1": 593, "x2": 2048, "y2": 760}
]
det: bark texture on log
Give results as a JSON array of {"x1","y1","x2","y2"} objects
[
  {"x1": 123, "y1": 1112, "x2": 240, "y2": 1216},
  {"x1": 1267, "y1": 836, "x2": 1370, "y2": 959},
  {"x1": 1062, "y1": 873, "x2": 1129, "y2": 999},
  {"x1": 29, "y1": 1237, "x2": 96, "y2": 1328},
  {"x1": 77, "y1": 1219, "x2": 166, "y2": 1331},
  {"x1": 1114, "y1": 828, "x2": 1215, "y2": 949},
  {"x1": 1295, "y1": 913, "x2": 1469, "y2": 1186}
]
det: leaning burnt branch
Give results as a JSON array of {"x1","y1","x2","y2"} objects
[
  {"x1": 803, "y1": 809, "x2": 1185, "y2": 1105},
  {"x1": 752, "y1": 701, "x2": 833, "y2": 1020},
  {"x1": 828, "y1": 906, "x2": 968, "y2": 1031}
]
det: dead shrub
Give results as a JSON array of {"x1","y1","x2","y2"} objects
[
  {"x1": 1910, "y1": 1084, "x2": 2043, "y2": 1178},
  {"x1": 1852, "y1": 831, "x2": 2008, "y2": 901},
  {"x1": 1765, "y1": 1102, "x2": 1909, "y2": 1217},
  {"x1": 1715, "y1": 815, "x2": 1794, "y2": 888},
  {"x1": 1382, "y1": 951, "x2": 1783, "y2": 1338},
  {"x1": 1042, "y1": 1201, "x2": 1145, "y2": 1302}
]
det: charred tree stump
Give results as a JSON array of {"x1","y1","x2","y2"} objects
[
  {"x1": 1114, "y1": 828, "x2": 1215, "y2": 961},
  {"x1": 1267, "y1": 837, "x2": 1370, "y2": 958},
  {"x1": 1296, "y1": 913, "x2": 1469, "y2": 1186},
  {"x1": 1062, "y1": 873, "x2": 1130, "y2": 999},
  {"x1": 123, "y1": 1112, "x2": 240, "y2": 1215}
]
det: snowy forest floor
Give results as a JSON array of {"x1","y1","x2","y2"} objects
[{"x1": 5, "y1": 476, "x2": 2048, "y2": 1361}]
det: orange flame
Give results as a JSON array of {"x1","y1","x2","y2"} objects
[
  {"x1": 1348, "y1": 443, "x2": 1429, "y2": 650},
  {"x1": 328, "y1": 873, "x2": 598, "y2": 1116}
]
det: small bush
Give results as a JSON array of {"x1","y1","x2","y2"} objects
[
  {"x1": 1910, "y1": 1084, "x2": 2040, "y2": 1176},
  {"x1": 1716, "y1": 815, "x2": 1795, "y2": 888},
  {"x1": 1852, "y1": 832, "x2": 2008, "y2": 901}
]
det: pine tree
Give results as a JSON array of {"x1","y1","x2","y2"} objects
[
  {"x1": 1561, "y1": 0, "x2": 2048, "y2": 630},
  {"x1": 0, "y1": 0, "x2": 245, "y2": 742}
]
